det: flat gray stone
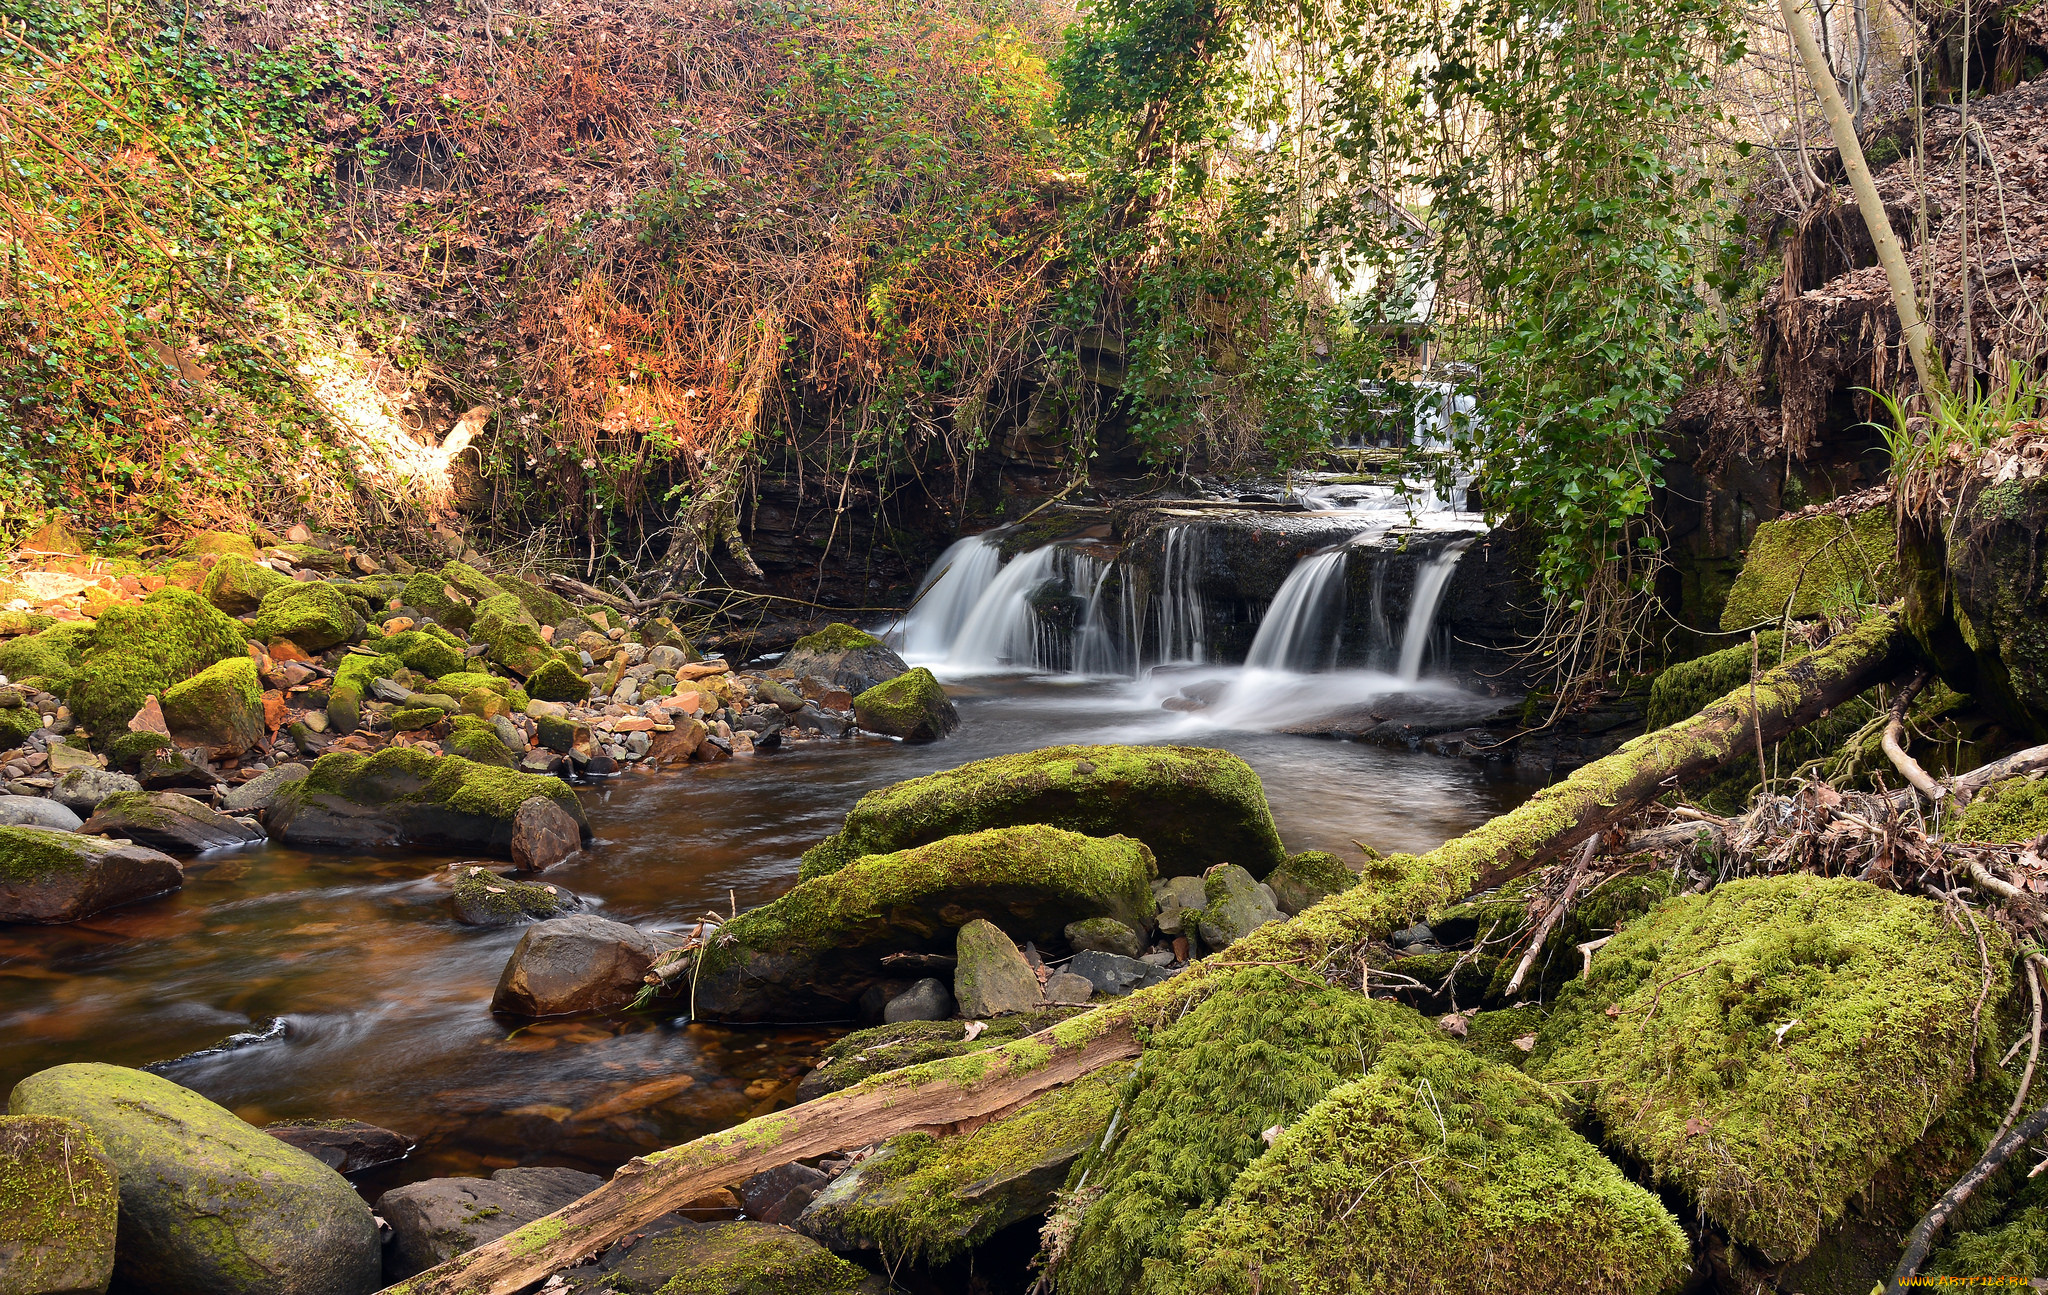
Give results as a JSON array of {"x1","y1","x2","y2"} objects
[
  {"x1": 81, "y1": 791, "x2": 265, "y2": 854},
  {"x1": 882, "y1": 977, "x2": 955, "y2": 1023},
  {"x1": 223, "y1": 762, "x2": 308, "y2": 814},
  {"x1": 1067, "y1": 949, "x2": 1169, "y2": 997},
  {"x1": 377, "y1": 1166, "x2": 601, "y2": 1279},
  {"x1": 0, "y1": 794, "x2": 82, "y2": 831},
  {"x1": 48, "y1": 768, "x2": 142, "y2": 814}
]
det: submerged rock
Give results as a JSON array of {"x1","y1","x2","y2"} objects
[
  {"x1": 555, "y1": 1218, "x2": 887, "y2": 1294},
  {"x1": 1532, "y1": 874, "x2": 2013, "y2": 1265},
  {"x1": 491, "y1": 913, "x2": 664, "y2": 1016},
  {"x1": 781, "y1": 622, "x2": 909, "y2": 695},
  {"x1": 0, "y1": 826, "x2": 182, "y2": 923},
  {"x1": 377, "y1": 1165, "x2": 601, "y2": 1279},
  {"x1": 451, "y1": 866, "x2": 582, "y2": 926},
  {"x1": 80, "y1": 790, "x2": 264, "y2": 853},
  {"x1": 0, "y1": 1113, "x2": 119, "y2": 1295},
  {"x1": 799, "y1": 744, "x2": 1287, "y2": 881},
  {"x1": 694, "y1": 826, "x2": 1156, "y2": 1022},
  {"x1": 852, "y1": 666, "x2": 959, "y2": 741},
  {"x1": 798, "y1": 1067, "x2": 1119, "y2": 1266},
  {"x1": 267, "y1": 747, "x2": 590, "y2": 858},
  {"x1": 953, "y1": 918, "x2": 1040, "y2": 1016},
  {"x1": 264, "y1": 1118, "x2": 413, "y2": 1174},
  {"x1": 7, "y1": 1063, "x2": 379, "y2": 1295}
]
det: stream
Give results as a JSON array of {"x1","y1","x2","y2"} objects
[{"x1": 0, "y1": 674, "x2": 1527, "y2": 1200}]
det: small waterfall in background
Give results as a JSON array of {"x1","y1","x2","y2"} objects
[
  {"x1": 1073, "y1": 561, "x2": 1140, "y2": 677},
  {"x1": 1153, "y1": 525, "x2": 1209, "y2": 665},
  {"x1": 1243, "y1": 549, "x2": 1350, "y2": 672},
  {"x1": 886, "y1": 533, "x2": 1003, "y2": 660},
  {"x1": 945, "y1": 545, "x2": 1063, "y2": 671},
  {"x1": 1396, "y1": 538, "x2": 1474, "y2": 681}
]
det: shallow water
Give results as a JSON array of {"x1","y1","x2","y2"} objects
[{"x1": 0, "y1": 672, "x2": 1528, "y2": 1195}]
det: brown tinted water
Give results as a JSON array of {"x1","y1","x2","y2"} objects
[{"x1": 0, "y1": 674, "x2": 1528, "y2": 1196}]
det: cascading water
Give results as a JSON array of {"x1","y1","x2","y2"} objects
[
  {"x1": 1153, "y1": 526, "x2": 1209, "y2": 665},
  {"x1": 1396, "y1": 538, "x2": 1474, "y2": 681},
  {"x1": 944, "y1": 545, "x2": 1063, "y2": 672},
  {"x1": 886, "y1": 534, "x2": 1003, "y2": 661},
  {"x1": 1073, "y1": 560, "x2": 1139, "y2": 677},
  {"x1": 1243, "y1": 549, "x2": 1350, "y2": 672}
]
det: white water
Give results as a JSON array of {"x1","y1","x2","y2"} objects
[
  {"x1": 1396, "y1": 538, "x2": 1474, "y2": 681},
  {"x1": 1243, "y1": 549, "x2": 1349, "y2": 672},
  {"x1": 944, "y1": 545, "x2": 1062, "y2": 672},
  {"x1": 886, "y1": 534, "x2": 1003, "y2": 661},
  {"x1": 1153, "y1": 526, "x2": 1208, "y2": 665}
]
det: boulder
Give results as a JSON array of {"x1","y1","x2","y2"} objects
[
  {"x1": 377, "y1": 1165, "x2": 601, "y2": 1279},
  {"x1": 781, "y1": 623, "x2": 909, "y2": 695},
  {"x1": 1043, "y1": 970, "x2": 1094, "y2": 1004},
  {"x1": 0, "y1": 1113, "x2": 119, "y2": 1295},
  {"x1": 551, "y1": 1218, "x2": 887, "y2": 1295},
  {"x1": 473, "y1": 594, "x2": 557, "y2": 678},
  {"x1": 1152, "y1": 873, "x2": 1206, "y2": 935},
  {"x1": 0, "y1": 794, "x2": 82, "y2": 831},
  {"x1": 80, "y1": 791, "x2": 265, "y2": 853},
  {"x1": 200, "y1": 555, "x2": 289, "y2": 615},
  {"x1": 0, "y1": 623, "x2": 92, "y2": 690},
  {"x1": 66, "y1": 589, "x2": 248, "y2": 744},
  {"x1": 736, "y1": 1162, "x2": 830, "y2": 1227},
  {"x1": 450, "y1": 866, "x2": 583, "y2": 926},
  {"x1": 375, "y1": 629, "x2": 465, "y2": 680},
  {"x1": 252, "y1": 582, "x2": 363, "y2": 652},
  {"x1": 1067, "y1": 949, "x2": 1168, "y2": 997},
  {"x1": 694, "y1": 826, "x2": 1156, "y2": 1022},
  {"x1": 799, "y1": 744, "x2": 1287, "y2": 881},
  {"x1": 6, "y1": 1063, "x2": 379, "y2": 1295},
  {"x1": 1263, "y1": 848, "x2": 1360, "y2": 916},
  {"x1": 1532, "y1": 875, "x2": 2013, "y2": 1265},
  {"x1": 1064, "y1": 915, "x2": 1144, "y2": 958},
  {"x1": 267, "y1": 748, "x2": 590, "y2": 859},
  {"x1": 882, "y1": 977, "x2": 954, "y2": 1023},
  {"x1": 1721, "y1": 504, "x2": 1898, "y2": 632},
  {"x1": 263, "y1": 1119, "x2": 412, "y2": 1174},
  {"x1": 796, "y1": 1068, "x2": 1118, "y2": 1266},
  {"x1": 0, "y1": 826, "x2": 182, "y2": 923},
  {"x1": 851, "y1": 667, "x2": 958, "y2": 741},
  {"x1": 953, "y1": 919, "x2": 1040, "y2": 1016},
  {"x1": 444, "y1": 717, "x2": 517, "y2": 768},
  {"x1": 1196, "y1": 863, "x2": 1285, "y2": 951},
  {"x1": 222, "y1": 761, "x2": 309, "y2": 814},
  {"x1": 491, "y1": 914, "x2": 664, "y2": 1016},
  {"x1": 524, "y1": 657, "x2": 590, "y2": 702},
  {"x1": 509, "y1": 795, "x2": 583, "y2": 870},
  {"x1": 1159, "y1": 1039, "x2": 1689, "y2": 1295}
]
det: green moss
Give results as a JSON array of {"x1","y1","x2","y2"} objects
[
  {"x1": 1720, "y1": 507, "x2": 1898, "y2": 632},
  {"x1": 67, "y1": 588, "x2": 250, "y2": 743},
  {"x1": 473, "y1": 593, "x2": 555, "y2": 677},
  {"x1": 1057, "y1": 967, "x2": 1440, "y2": 1292},
  {"x1": 1531, "y1": 875, "x2": 2013, "y2": 1262},
  {"x1": 0, "y1": 610, "x2": 57, "y2": 636},
  {"x1": 1646, "y1": 632, "x2": 1798, "y2": 730},
  {"x1": 200, "y1": 555, "x2": 290, "y2": 615},
  {"x1": 525, "y1": 657, "x2": 590, "y2": 702},
  {"x1": 1264, "y1": 848, "x2": 1359, "y2": 914},
  {"x1": 181, "y1": 530, "x2": 259, "y2": 561},
  {"x1": 0, "y1": 623, "x2": 90, "y2": 688},
  {"x1": 851, "y1": 666, "x2": 955, "y2": 739},
  {"x1": 106, "y1": 730, "x2": 173, "y2": 770},
  {"x1": 1158, "y1": 1039, "x2": 1689, "y2": 1295},
  {"x1": 793, "y1": 622, "x2": 884, "y2": 653},
  {"x1": 1934, "y1": 1205, "x2": 2048, "y2": 1278},
  {"x1": 390, "y1": 706, "x2": 444, "y2": 732},
  {"x1": 445, "y1": 718, "x2": 517, "y2": 767},
  {"x1": 799, "y1": 744, "x2": 1287, "y2": 881},
  {"x1": 291, "y1": 745, "x2": 582, "y2": 822},
  {"x1": 0, "y1": 1113, "x2": 119, "y2": 1294},
  {"x1": 450, "y1": 869, "x2": 571, "y2": 920},
  {"x1": 252, "y1": 582, "x2": 363, "y2": 651},
  {"x1": 401, "y1": 570, "x2": 476, "y2": 631},
  {"x1": 439, "y1": 561, "x2": 510, "y2": 605},
  {"x1": 1462, "y1": 1005, "x2": 1546, "y2": 1066},
  {"x1": 801, "y1": 1012, "x2": 1090, "y2": 1098},
  {"x1": 160, "y1": 656, "x2": 264, "y2": 751},
  {"x1": 0, "y1": 825, "x2": 99, "y2": 882},
  {"x1": 489, "y1": 571, "x2": 574, "y2": 627},
  {"x1": 1953, "y1": 777, "x2": 2048, "y2": 843},
  {"x1": 379, "y1": 630, "x2": 465, "y2": 679},
  {"x1": 614, "y1": 1220, "x2": 878, "y2": 1294}
]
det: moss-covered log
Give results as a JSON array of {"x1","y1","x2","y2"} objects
[{"x1": 382, "y1": 609, "x2": 1909, "y2": 1295}]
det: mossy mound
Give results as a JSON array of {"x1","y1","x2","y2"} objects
[
  {"x1": 800, "y1": 1067, "x2": 1119, "y2": 1266},
  {"x1": 1646, "y1": 631, "x2": 1798, "y2": 730},
  {"x1": 252, "y1": 581, "x2": 363, "y2": 651},
  {"x1": 1952, "y1": 776, "x2": 2048, "y2": 843},
  {"x1": 1057, "y1": 966, "x2": 1440, "y2": 1292},
  {"x1": 160, "y1": 655, "x2": 264, "y2": 754},
  {"x1": 695, "y1": 825, "x2": 1157, "y2": 1022},
  {"x1": 0, "y1": 1113, "x2": 119, "y2": 1295},
  {"x1": 1934, "y1": 1205, "x2": 2048, "y2": 1279},
  {"x1": 491, "y1": 570, "x2": 574, "y2": 626},
  {"x1": 1263, "y1": 848, "x2": 1359, "y2": 914},
  {"x1": 1531, "y1": 874, "x2": 2013, "y2": 1263},
  {"x1": 473, "y1": 593, "x2": 557, "y2": 677},
  {"x1": 200, "y1": 554, "x2": 290, "y2": 614},
  {"x1": 105, "y1": 730, "x2": 173, "y2": 771},
  {"x1": 400, "y1": 569, "x2": 475, "y2": 630},
  {"x1": 450, "y1": 867, "x2": 579, "y2": 925},
  {"x1": 1720, "y1": 506, "x2": 1898, "y2": 632},
  {"x1": 446, "y1": 716, "x2": 518, "y2": 767},
  {"x1": 0, "y1": 703, "x2": 39, "y2": 747},
  {"x1": 799, "y1": 744, "x2": 1287, "y2": 881},
  {"x1": 525, "y1": 657, "x2": 590, "y2": 702},
  {"x1": 568, "y1": 1218, "x2": 886, "y2": 1294},
  {"x1": 0, "y1": 610, "x2": 57, "y2": 636},
  {"x1": 797, "y1": 1011, "x2": 1089, "y2": 1101},
  {"x1": 390, "y1": 706, "x2": 444, "y2": 732},
  {"x1": 269, "y1": 746, "x2": 588, "y2": 855},
  {"x1": 67, "y1": 588, "x2": 249, "y2": 743},
  {"x1": 797, "y1": 623, "x2": 884, "y2": 653},
  {"x1": 0, "y1": 622, "x2": 91, "y2": 688},
  {"x1": 852, "y1": 666, "x2": 958, "y2": 741},
  {"x1": 378, "y1": 629, "x2": 465, "y2": 679},
  {"x1": 1157, "y1": 1039, "x2": 1688, "y2": 1295},
  {"x1": 181, "y1": 530, "x2": 259, "y2": 561},
  {"x1": 433, "y1": 672, "x2": 527, "y2": 709}
]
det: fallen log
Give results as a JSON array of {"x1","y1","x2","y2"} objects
[{"x1": 385, "y1": 609, "x2": 1909, "y2": 1295}]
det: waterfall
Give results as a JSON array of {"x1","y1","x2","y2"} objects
[
  {"x1": 887, "y1": 534, "x2": 1003, "y2": 661},
  {"x1": 1073, "y1": 559, "x2": 1139, "y2": 677},
  {"x1": 1244, "y1": 549, "x2": 1349, "y2": 672},
  {"x1": 945, "y1": 546, "x2": 1064, "y2": 672},
  {"x1": 1153, "y1": 526, "x2": 1208, "y2": 665},
  {"x1": 1396, "y1": 539, "x2": 1474, "y2": 681}
]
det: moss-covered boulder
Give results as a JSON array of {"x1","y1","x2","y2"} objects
[
  {"x1": 377, "y1": 629, "x2": 465, "y2": 679},
  {"x1": 267, "y1": 747, "x2": 589, "y2": 857},
  {"x1": 1196, "y1": 863, "x2": 1282, "y2": 951},
  {"x1": 1531, "y1": 874, "x2": 2012, "y2": 1264},
  {"x1": 324, "y1": 651, "x2": 402, "y2": 735},
  {"x1": 783, "y1": 622, "x2": 909, "y2": 695},
  {"x1": 795, "y1": 1011, "x2": 1089, "y2": 1102},
  {"x1": 492, "y1": 570, "x2": 575, "y2": 627},
  {"x1": 555, "y1": 1218, "x2": 888, "y2": 1295},
  {"x1": 1056, "y1": 966, "x2": 1440, "y2": 1291},
  {"x1": 473, "y1": 593, "x2": 557, "y2": 678},
  {"x1": 1952, "y1": 776, "x2": 2048, "y2": 843},
  {"x1": 159, "y1": 655, "x2": 263, "y2": 756},
  {"x1": 182, "y1": 530, "x2": 259, "y2": 562},
  {"x1": 797, "y1": 1067, "x2": 1120, "y2": 1265},
  {"x1": 1157, "y1": 1038, "x2": 1688, "y2": 1295},
  {"x1": 252, "y1": 582, "x2": 363, "y2": 652},
  {"x1": 0, "y1": 693, "x2": 41, "y2": 748},
  {"x1": 852, "y1": 666, "x2": 959, "y2": 741},
  {"x1": 0, "y1": 1113, "x2": 119, "y2": 1294},
  {"x1": 1720, "y1": 506, "x2": 1898, "y2": 631},
  {"x1": 0, "y1": 825, "x2": 182, "y2": 923},
  {"x1": 1263, "y1": 848, "x2": 1359, "y2": 915},
  {"x1": 445, "y1": 715, "x2": 518, "y2": 767},
  {"x1": 67, "y1": 589, "x2": 248, "y2": 743},
  {"x1": 1934, "y1": 1204, "x2": 2048, "y2": 1279},
  {"x1": 80, "y1": 791, "x2": 264, "y2": 854},
  {"x1": 800, "y1": 744, "x2": 1286, "y2": 881},
  {"x1": 200, "y1": 555, "x2": 289, "y2": 615},
  {"x1": 450, "y1": 866, "x2": 582, "y2": 926},
  {"x1": 400, "y1": 569, "x2": 475, "y2": 630},
  {"x1": 525, "y1": 657, "x2": 590, "y2": 702},
  {"x1": 0, "y1": 623, "x2": 91, "y2": 689},
  {"x1": 695, "y1": 825, "x2": 1157, "y2": 1022},
  {"x1": 7, "y1": 1063, "x2": 379, "y2": 1295}
]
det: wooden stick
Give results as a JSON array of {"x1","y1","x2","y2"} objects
[
  {"x1": 1991, "y1": 957, "x2": 2043, "y2": 1149},
  {"x1": 1892, "y1": 1077, "x2": 2048, "y2": 1284},
  {"x1": 1952, "y1": 743, "x2": 2048, "y2": 805},
  {"x1": 1503, "y1": 833, "x2": 1601, "y2": 997},
  {"x1": 1882, "y1": 671, "x2": 1946, "y2": 802}
]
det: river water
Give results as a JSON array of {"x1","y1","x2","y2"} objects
[{"x1": 0, "y1": 671, "x2": 1527, "y2": 1196}]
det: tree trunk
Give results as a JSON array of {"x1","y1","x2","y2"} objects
[{"x1": 384, "y1": 610, "x2": 1909, "y2": 1295}]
